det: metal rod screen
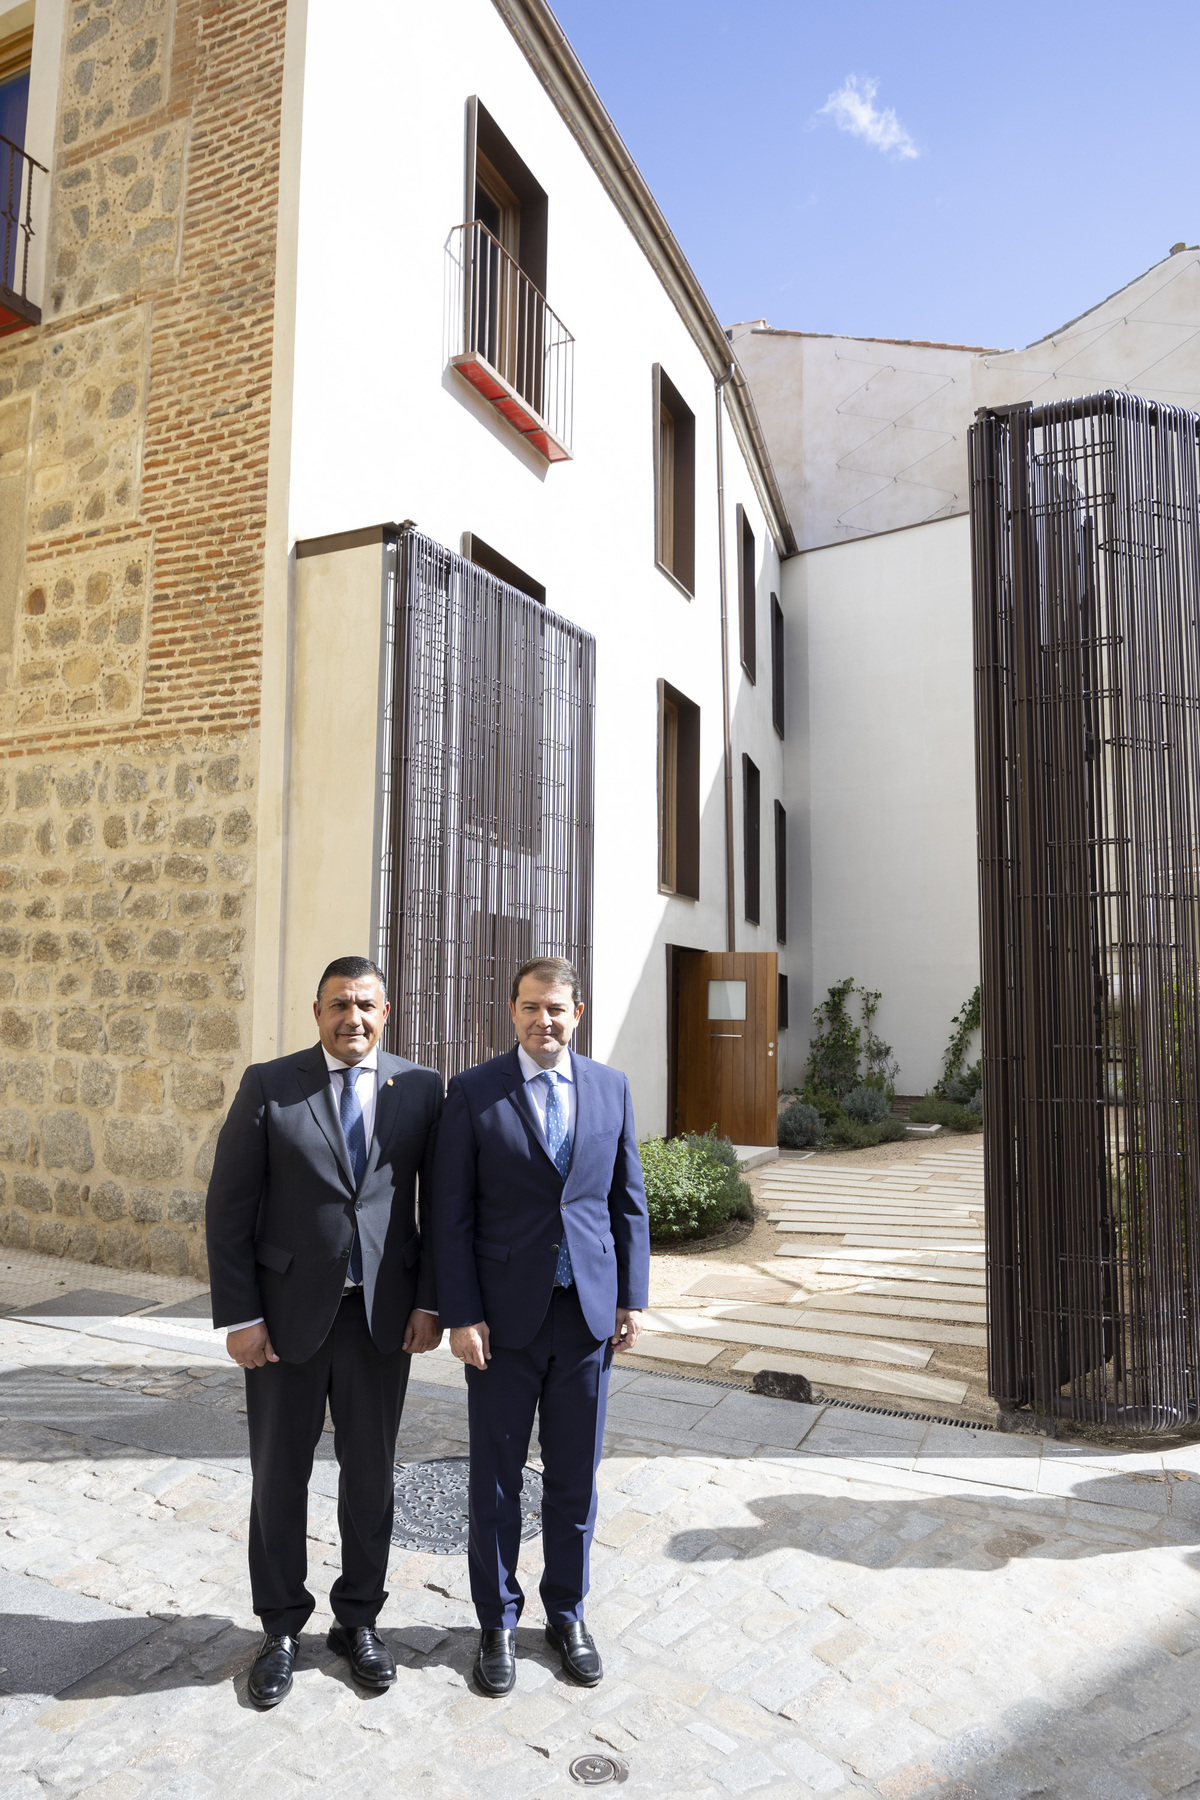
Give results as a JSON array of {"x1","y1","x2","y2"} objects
[
  {"x1": 378, "y1": 527, "x2": 595, "y2": 1081},
  {"x1": 971, "y1": 390, "x2": 1200, "y2": 1431}
]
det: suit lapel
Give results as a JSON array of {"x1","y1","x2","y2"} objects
[
  {"x1": 296, "y1": 1045, "x2": 353, "y2": 1189},
  {"x1": 502, "y1": 1047, "x2": 558, "y2": 1174},
  {"x1": 563, "y1": 1051, "x2": 588, "y2": 1191}
]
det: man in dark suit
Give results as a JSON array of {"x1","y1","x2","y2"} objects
[
  {"x1": 431, "y1": 956, "x2": 650, "y2": 1696},
  {"x1": 206, "y1": 955, "x2": 442, "y2": 1709}
]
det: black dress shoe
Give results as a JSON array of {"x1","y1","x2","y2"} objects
[
  {"x1": 326, "y1": 1623, "x2": 397, "y2": 1690},
  {"x1": 247, "y1": 1633, "x2": 298, "y2": 1708},
  {"x1": 545, "y1": 1619, "x2": 602, "y2": 1686},
  {"x1": 473, "y1": 1628, "x2": 516, "y2": 1696}
]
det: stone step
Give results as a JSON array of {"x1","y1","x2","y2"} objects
[
  {"x1": 641, "y1": 1310, "x2": 933, "y2": 1369},
  {"x1": 707, "y1": 1303, "x2": 986, "y2": 1348},
  {"x1": 624, "y1": 1335, "x2": 722, "y2": 1367},
  {"x1": 805, "y1": 1291, "x2": 988, "y2": 1326},
  {"x1": 731, "y1": 1349, "x2": 970, "y2": 1406},
  {"x1": 851, "y1": 1278, "x2": 990, "y2": 1304},
  {"x1": 804, "y1": 1257, "x2": 986, "y2": 1287}
]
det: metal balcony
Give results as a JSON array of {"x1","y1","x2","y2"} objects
[
  {"x1": 446, "y1": 220, "x2": 573, "y2": 463},
  {"x1": 1, "y1": 132, "x2": 46, "y2": 337}
]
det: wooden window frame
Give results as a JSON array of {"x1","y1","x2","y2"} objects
[
  {"x1": 742, "y1": 752, "x2": 761, "y2": 924},
  {"x1": 658, "y1": 679, "x2": 700, "y2": 899},
  {"x1": 771, "y1": 593, "x2": 784, "y2": 738},
  {"x1": 774, "y1": 799, "x2": 787, "y2": 944},
  {"x1": 0, "y1": 26, "x2": 33, "y2": 88},
  {"x1": 652, "y1": 365, "x2": 695, "y2": 597},
  {"x1": 464, "y1": 96, "x2": 548, "y2": 293},
  {"x1": 737, "y1": 505, "x2": 756, "y2": 682}
]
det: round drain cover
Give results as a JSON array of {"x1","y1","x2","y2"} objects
[
  {"x1": 568, "y1": 1755, "x2": 628, "y2": 1786},
  {"x1": 391, "y1": 1455, "x2": 542, "y2": 1554}
]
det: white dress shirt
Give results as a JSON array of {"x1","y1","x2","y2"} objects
[
  {"x1": 225, "y1": 1047, "x2": 380, "y2": 1333},
  {"x1": 518, "y1": 1044, "x2": 575, "y2": 1147}
]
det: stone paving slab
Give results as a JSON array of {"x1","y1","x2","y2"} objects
[{"x1": 6, "y1": 1272, "x2": 1200, "y2": 1800}]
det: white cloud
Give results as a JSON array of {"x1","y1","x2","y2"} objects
[{"x1": 817, "y1": 75, "x2": 919, "y2": 161}]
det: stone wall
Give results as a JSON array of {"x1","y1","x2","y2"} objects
[
  {"x1": 0, "y1": 0, "x2": 287, "y2": 1274},
  {"x1": 0, "y1": 737, "x2": 254, "y2": 1275}
]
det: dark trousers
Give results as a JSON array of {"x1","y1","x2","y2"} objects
[
  {"x1": 244, "y1": 1289, "x2": 410, "y2": 1637},
  {"x1": 466, "y1": 1283, "x2": 612, "y2": 1631}
]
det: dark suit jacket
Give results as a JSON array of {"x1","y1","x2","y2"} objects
[
  {"x1": 205, "y1": 1043, "x2": 442, "y2": 1362},
  {"x1": 430, "y1": 1046, "x2": 650, "y2": 1347}
]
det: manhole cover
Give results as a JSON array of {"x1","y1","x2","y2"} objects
[
  {"x1": 391, "y1": 1455, "x2": 542, "y2": 1554},
  {"x1": 568, "y1": 1755, "x2": 628, "y2": 1786}
]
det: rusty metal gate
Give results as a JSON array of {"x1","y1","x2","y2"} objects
[
  {"x1": 377, "y1": 526, "x2": 595, "y2": 1080},
  {"x1": 971, "y1": 391, "x2": 1200, "y2": 1431}
]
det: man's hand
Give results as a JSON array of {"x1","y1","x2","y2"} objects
[
  {"x1": 612, "y1": 1308, "x2": 643, "y2": 1353},
  {"x1": 226, "y1": 1322, "x2": 279, "y2": 1369},
  {"x1": 403, "y1": 1310, "x2": 443, "y2": 1355},
  {"x1": 449, "y1": 1322, "x2": 491, "y2": 1369}
]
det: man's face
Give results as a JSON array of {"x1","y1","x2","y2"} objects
[
  {"x1": 510, "y1": 977, "x2": 584, "y2": 1067},
  {"x1": 313, "y1": 976, "x2": 390, "y2": 1066}
]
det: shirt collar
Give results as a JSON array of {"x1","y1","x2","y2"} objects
[
  {"x1": 517, "y1": 1044, "x2": 573, "y2": 1085},
  {"x1": 323, "y1": 1046, "x2": 379, "y2": 1074}
]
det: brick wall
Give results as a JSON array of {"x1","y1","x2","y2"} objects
[{"x1": 0, "y1": 0, "x2": 287, "y2": 1274}]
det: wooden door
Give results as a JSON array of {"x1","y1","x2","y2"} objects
[{"x1": 677, "y1": 951, "x2": 778, "y2": 1146}]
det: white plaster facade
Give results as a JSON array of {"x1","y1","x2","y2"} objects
[
  {"x1": 259, "y1": 0, "x2": 792, "y2": 1135},
  {"x1": 740, "y1": 248, "x2": 1200, "y2": 1093}
]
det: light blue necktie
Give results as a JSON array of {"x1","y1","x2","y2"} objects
[
  {"x1": 540, "y1": 1070, "x2": 574, "y2": 1289},
  {"x1": 339, "y1": 1065, "x2": 368, "y2": 1285}
]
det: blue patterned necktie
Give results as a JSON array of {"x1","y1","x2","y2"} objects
[
  {"x1": 540, "y1": 1070, "x2": 574, "y2": 1289},
  {"x1": 339, "y1": 1064, "x2": 368, "y2": 1285}
]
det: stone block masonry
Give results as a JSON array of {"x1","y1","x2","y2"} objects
[
  {"x1": 0, "y1": 0, "x2": 288, "y2": 1274},
  {"x1": 0, "y1": 739, "x2": 255, "y2": 1276}
]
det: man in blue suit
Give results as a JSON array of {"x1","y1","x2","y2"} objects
[{"x1": 431, "y1": 956, "x2": 650, "y2": 1696}]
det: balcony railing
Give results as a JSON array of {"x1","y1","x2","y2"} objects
[
  {"x1": 446, "y1": 220, "x2": 573, "y2": 462},
  {"x1": 1, "y1": 132, "x2": 46, "y2": 337}
]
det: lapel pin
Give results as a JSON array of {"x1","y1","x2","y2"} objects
[{"x1": 387, "y1": 1078, "x2": 394, "y2": 1086}]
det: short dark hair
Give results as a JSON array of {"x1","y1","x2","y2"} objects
[
  {"x1": 317, "y1": 956, "x2": 388, "y2": 1003},
  {"x1": 510, "y1": 957, "x2": 582, "y2": 1007}
]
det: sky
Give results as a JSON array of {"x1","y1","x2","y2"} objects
[{"x1": 548, "y1": 1, "x2": 1200, "y2": 351}]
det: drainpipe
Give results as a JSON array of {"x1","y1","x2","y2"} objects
[{"x1": 715, "y1": 372, "x2": 736, "y2": 954}]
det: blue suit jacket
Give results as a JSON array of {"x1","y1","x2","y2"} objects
[{"x1": 430, "y1": 1046, "x2": 650, "y2": 1347}]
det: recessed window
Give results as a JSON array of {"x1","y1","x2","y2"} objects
[
  {"x1": 743, "y1": 753, "x2": 760, "y2": 924},
  {"x1": 467, "y1": 98, "x2": 547, "y2": 292},
  {"x1": 774, "y1": 800, "x2": 787, "y2": 944},
  {"x1": 462, "y1": 533, "x2": 545, "y2": 605},
  {"x1": 771, "y1": 594, "x2": 784, "y2": 738},
  {"x1": 653, "y1": 366, "x2": 695, "y2": 595},
  {"x1": 0, "y1": 25, "x2": 31, "y2": 296},
  {"x1": 778, "y1": 973, "x2": 789, "y2": 1030},
  {"x1": 737, "y1": 506, "x2": 756, "y2": 682},
  {"x1": 658, "y1": 680, "x2": 700, "y2": 899}
]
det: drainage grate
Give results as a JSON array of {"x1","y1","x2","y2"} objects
[
  {"x1": 814, "y1": 1394, "x2": 995, "y2": 1431},
  {"x1": 391, "y1": 1456, "x2": 543, "y2": 1553},
  {"x1": 569, "y1": 1754, "x2": 628, "y2": 1786}
]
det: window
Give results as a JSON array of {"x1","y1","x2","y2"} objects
[
  {"x1": 658, "y1": 680, "x2": 700, "y2": 899},
  {"x1": 653, "y1": 366, "x2": 695, "y2": 594},
  {"x1": 743, "y1": 753, "x2": 760, "y2": 923},
  {"x1": 774, "y1": 800, "x2": 787, "y2": 944},
  {"x1": 462, "y1": 533, "x2": 545, "y2": 605},
  {"x1": 737, "y1": 506, "x2": 756, "y2": 682},
  {"x1": 0, "y1": 25, "x2": 31, "y2": 295},
  {"x1": 778, "y1": 973, "x2": 789, "y2": 1030},
  {"x1": 466, "y1": 98, "x2": 548, "y2": 291},
  {"x1": 771, "y1": 594, "x2": 784, "y2": 737}
]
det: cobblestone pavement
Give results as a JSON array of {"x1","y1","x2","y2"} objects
[{"x1": 6, "y1": 1270, "x2": 1200, "y2": 1799}]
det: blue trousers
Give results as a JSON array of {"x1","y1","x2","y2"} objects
[{"x1": 466, "y1": 1283, "x2": 613, "y2": 1630}]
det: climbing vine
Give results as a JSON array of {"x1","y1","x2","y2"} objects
[{"x1": 934, "y1": 986, "x2": 982, "y2": 1099}]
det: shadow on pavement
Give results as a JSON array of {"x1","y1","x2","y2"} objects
[{"x1": 664, "y1": 1476, "x2": 1200, "y2": 1570}]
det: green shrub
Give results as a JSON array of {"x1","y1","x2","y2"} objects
[
  {"x1": 778, "y1": 1100, "x2": 824, "y2": 1148},
  {"x1": 827, "y1": 1113, "x2": 908, "y2": 1149},
  {"x1": 934, "y1": 987, "x2": 982, "y2": 1100},
  {"x1": 803, "y1": 1087, "x2": 843, "y2": 1127},
  {"x1": 843, "y1": 1083, "x2": 890, "y2": 1125},
  {"x1": 639, "y1": 1132, "x2": 754, "y2": 1241},
  {"x1": 908, "y1": 1096, "x2": 983, "y2": 1133}
]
